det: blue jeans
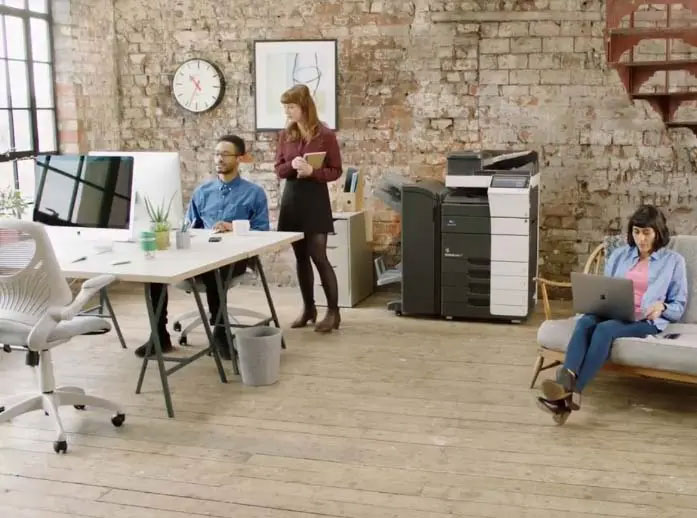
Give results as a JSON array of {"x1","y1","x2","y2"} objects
[{"x1": 564, "y1": 314, "x2": 659, "y2": 392}]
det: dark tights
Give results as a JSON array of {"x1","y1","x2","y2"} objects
[{"x1": 292, "y1": 233, "x2": 338, "y2": 310}]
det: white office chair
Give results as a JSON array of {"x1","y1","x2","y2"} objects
[
  {"x1": 374, "y1": 256, "x2": 403, "y2": 315},
  {"x1": 172, "y1": 266, "x2": 272, "y2": 346},
  {"x1": 0, "y1": 220, "x2": 124, "y2": 454}
]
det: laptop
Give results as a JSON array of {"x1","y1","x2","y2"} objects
[{"x1": 570, "y1": 272, "x2": 636, "y2": 322}]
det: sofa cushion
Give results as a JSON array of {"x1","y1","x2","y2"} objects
[
  {"x1": 667, "y1": 236, "x2": 697, "y2": 324},
  {"x1": 538, "y1": 318, "x2": 697, "y2": 376}
]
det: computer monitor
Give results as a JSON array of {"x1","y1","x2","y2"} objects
[
  {"x1": 33, "y1": 154, "x2": 136, "y2": 242},
  {"x1": 89, "y1": 151, "x2": 184, "y2": 237}
]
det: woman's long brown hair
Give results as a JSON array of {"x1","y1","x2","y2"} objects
[{"x1": 281, "y1": 84, "x2": 320, "y2": 142}]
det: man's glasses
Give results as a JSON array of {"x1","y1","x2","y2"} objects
[{"x1": 214, "y1": 152, "x2": 242, "y2": 158}]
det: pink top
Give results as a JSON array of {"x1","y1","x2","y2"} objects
[{"x1": 626, "y1": 259, "x2": 649, "y2": 318}]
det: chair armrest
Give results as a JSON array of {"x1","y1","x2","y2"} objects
[
  {"x1": 534, "y1": 276, "x2": 572, "y2": 321},
  {"x1": 82, "y1": 275, "x2": 115, "y2": 291},
  {"x1": 48, "y1": 274, "x2": 116, "y2": 321},
  {"x1": 534, "y1": 277, "x2": 572, "y2": 289}
]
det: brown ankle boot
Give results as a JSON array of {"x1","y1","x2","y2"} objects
[
  {"x1": 291, "y1": 306, "x2": 317, "y2": 328},
  {"x1": 314, "y1": 308, "x2": 340, "y2": 333}
]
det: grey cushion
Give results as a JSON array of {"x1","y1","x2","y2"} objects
[
  {"x1": 538, "y1": 318, "x2": 697, "y2": 376},
  {"x1": 0, "y1": 316, "x2": 111, "y2": 347},
  {"x1": 667, "y1": 235, "x2": 697, "y2": 324}
]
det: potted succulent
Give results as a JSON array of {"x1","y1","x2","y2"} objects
[
  {"x1": 0, "y1": 187, "x2": 30, "y2": 219},
  {"x1": 144, "y1": 193, "x2": 176, "y2": 250},
  {"x1": 0, "y1": 188, "x2": 31, "y2": 245}
]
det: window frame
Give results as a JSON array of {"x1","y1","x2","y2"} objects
[{"x1": 0, "y1": 1, "x2": 58, "y2": 191}]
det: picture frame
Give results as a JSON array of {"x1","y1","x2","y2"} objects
[{"x1": 253, "y1": 39, "x2": 338, "y2": 131}]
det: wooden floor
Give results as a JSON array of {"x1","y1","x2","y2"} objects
[{"x1": 3, "y1": 287, "x2": 697, "y2": 518}]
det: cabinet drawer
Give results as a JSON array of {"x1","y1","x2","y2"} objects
[
  {"x1": 327, "y1": 219, "x2": 348, "y2": 248},
  {"x1": 313, "y1": 261, "x2": 348, "y2": 289},
  {"x1": 314, "y1": 277, "x2": 351, "y2": 307},
  {"x1": 490, "y1": 303, "x2": 528, "y2": 317},
  {"x1": 490, "y1": 289, "x2": 528, "y2": 306},
  {"x1": 491, "y1": 217, "x2": 529, "y2": 236},
  {"x1": 490, "y1": 275, "x2": 528, "y2": 291},
  {"x1": 327, "y1": 245, "x2": 349, "y2": 267},
  {"x1": 491, "y1": 235, "x2": 528, "y2": 262},
  {"x1": 490, "y1": 261, "x2": 528, "y2": 277}
]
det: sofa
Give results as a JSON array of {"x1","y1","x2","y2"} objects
[{"x1": 532, "y1": 235, "x2": 697, "y2": 387}]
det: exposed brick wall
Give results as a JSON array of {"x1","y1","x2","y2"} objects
[
  {"x1": 57, "y1": 0, "x2": 697, "y2": 291},
  {"x1": 53, "y1": 0, "x2": 119, "y2": 153}
]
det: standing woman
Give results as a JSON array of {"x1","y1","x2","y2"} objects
[{"x1": 274, "y1": 84, "x2": 343, "y2": 333}]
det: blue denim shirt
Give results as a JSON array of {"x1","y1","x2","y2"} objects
[
  {"x1": 186, "y1": 176, "x2": 269, "y2": 231},
  {"x1": 604, "y1": 244, "x2": 688, "y2": 331}
]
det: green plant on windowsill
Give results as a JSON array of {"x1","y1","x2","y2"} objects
[
  {"x1": 0, "y1": 188, "x2": 31, "y2": 219},
  {"x1": 144, "y1": 192, "x2": 176, "y2": 250}
]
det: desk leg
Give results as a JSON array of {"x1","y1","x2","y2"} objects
[
  {"x1": 254, "y1": 256, "x2": 286, "y2": 350},
  {"x1": 190, "y1": 278, "x2": 228, "y2": 384},
  {"x1": 135, "y1": 283, "x2": 175, "y2": 418},
  {"x1": 214, "y1": 267, "x2": 240, "y2": 375},
  {"x1": 102, "y1": 289, "x2": 127, "y2": 349}
]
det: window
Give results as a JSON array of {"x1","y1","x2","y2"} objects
[{"x1": 0, "y1": 0, "x2": 56, "y2": 194}]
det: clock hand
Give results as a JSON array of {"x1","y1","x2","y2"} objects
[
  {"x1": 189, "y1": 75, "x2": 202, "y2": 92},
  {"x1": 188, "y1": 85, "x2": 197, "y2": 107}
]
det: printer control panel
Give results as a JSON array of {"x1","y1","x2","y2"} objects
[{"x1": 490, "y1": 174, "x2": 529, "y2": 189}]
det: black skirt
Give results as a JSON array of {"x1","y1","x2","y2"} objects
[{"x1": 277, "y1": 178, "x2": 334, "y2": 234}]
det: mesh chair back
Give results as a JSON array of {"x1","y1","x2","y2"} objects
[{"x1": 0, "y1": 220, "x2": 72, "y2": 328}]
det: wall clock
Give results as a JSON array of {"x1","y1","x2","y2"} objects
[{"x1": 172, "y1": 58, "x2": 225, "y2": 113}]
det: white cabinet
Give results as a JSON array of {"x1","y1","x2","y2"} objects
[{"x1": 313, "y1": 211, "x2": 374, "y2": 308}]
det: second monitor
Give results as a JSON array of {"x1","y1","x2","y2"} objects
[{"x1": 90, "y1": 151, "x2": 184, "y2": 237}]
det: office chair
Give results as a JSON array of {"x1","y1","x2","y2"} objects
[
  {"x1": 374, "y1": 257, "x2": 403, "y2": 314},
  {"x1": 373, "y1": 172, "x2": 406, "y2": 315},
  {"x1": 172, "y1": 264, "x2": 272, "y2": 346},
  {"x1": 0, "y1": 220, "x2": 124, "y2": 454}
]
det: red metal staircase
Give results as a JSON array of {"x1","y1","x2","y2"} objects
[{"x1": 606, "y1": 0, "x2": 697, "y2": 135}]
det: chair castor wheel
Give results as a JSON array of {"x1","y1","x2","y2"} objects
[
  {"x1": 111, "y1": 413, "x2": 125, "y2": 427},
  {"x1": 53, "y1": 440, "x2": 67, "y2": 454},
  {"x1": 74, "y1": 405, "x2": 86, "y2": 410},
  {"x1": 173, "y1": 322, "x2": 182, "y2": 332},
  {"x1": 179, "y1": 335, "x2": 188, "y2": 346}
]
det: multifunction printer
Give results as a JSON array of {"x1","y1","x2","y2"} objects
[{"x1": 397, "y1": 150, "x2": 539, "y2": 322}]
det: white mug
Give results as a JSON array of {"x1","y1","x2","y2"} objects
[{"x1": 233, "y1": 219, "x2": 250, "y2": 235}]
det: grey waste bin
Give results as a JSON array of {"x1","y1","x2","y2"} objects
[{"x1": 235, "y1": 326, "x2": 282, "y2": 386}]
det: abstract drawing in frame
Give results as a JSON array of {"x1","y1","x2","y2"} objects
[{"x1": 254, "y1": 39, "x2": 338, "y2": 131}]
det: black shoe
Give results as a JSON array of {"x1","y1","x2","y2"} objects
[
  {"x1": 135, "y1": 333, "x2": 173, "y2": 358},
  {"x1": 541, "y1": 367, "x2": 577, "y2": 402},
  {"x1": 213, "y1": 327, "x2": 232, "y2": 361},
  {"x1": 536, "y1": 396, "x2": 572, "y2": 425}
]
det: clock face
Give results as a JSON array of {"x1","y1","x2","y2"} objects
[{"x1": 172, "y1": 59, "x2": 225, "y2": 113}]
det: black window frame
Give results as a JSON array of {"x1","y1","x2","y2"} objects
[{"x1": 0, "y1": 0, "x2": 58, "y2": 191}]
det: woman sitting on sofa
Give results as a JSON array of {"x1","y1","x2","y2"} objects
[{"x1": 537, "y1": 204, "x2": 688, "y2": 422}]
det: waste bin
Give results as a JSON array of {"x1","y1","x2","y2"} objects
[{"x1": 235, "y1": 326, "x2": 282, "y2": 386}]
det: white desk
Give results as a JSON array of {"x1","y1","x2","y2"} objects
[
  {"x1": 50, "y1": 230, "x2": 301, "y2": 283},
  {"x1": 48, "y1": 228, "x2": 303, "y2": 417}
]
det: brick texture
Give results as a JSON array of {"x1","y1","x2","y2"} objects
[
  {"x1": 54, "y1": 0, "x2": 697, "y2": 291},
  {"x1": 53, "y1": 0, "x2": 120, "y2": 153}
]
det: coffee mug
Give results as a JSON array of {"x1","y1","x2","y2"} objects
[{"x1": 233, "y1": 219, "x2": 250, "y2": 235}]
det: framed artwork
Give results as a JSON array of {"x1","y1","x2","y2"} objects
[{"x1": 253, "y1": 39, "x2": 338, "y2": 131}]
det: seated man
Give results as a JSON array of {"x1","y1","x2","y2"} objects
[{"x1": 135, "y1": 134, "x2": 270, "y2": 359}]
